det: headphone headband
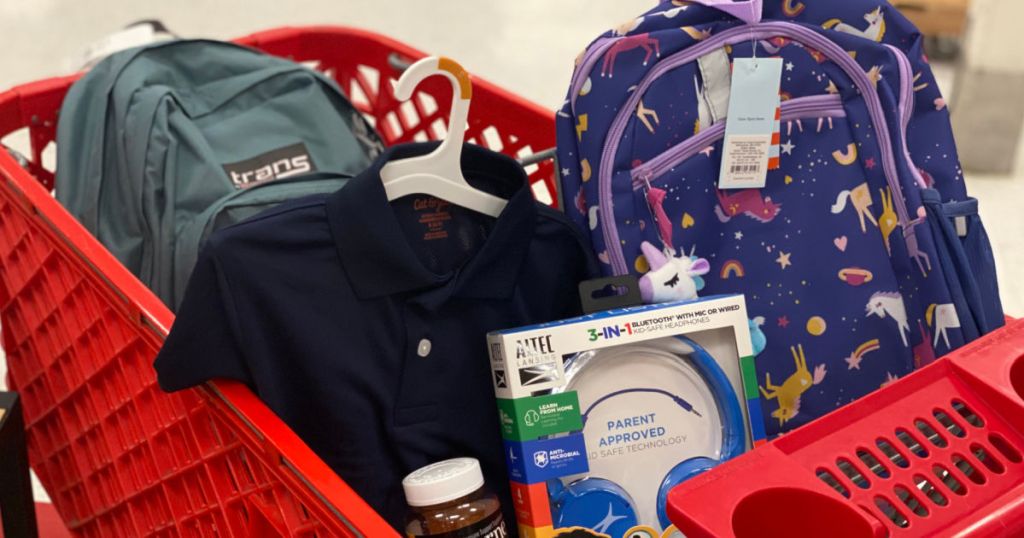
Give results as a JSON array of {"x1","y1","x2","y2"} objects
[{"x1": 550, "y1": 335, "x2": 746, "y2": 531}]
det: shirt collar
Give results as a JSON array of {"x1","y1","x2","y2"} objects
[{"x1": 327, "y1": 142, "x2": 535, "y2": 301}]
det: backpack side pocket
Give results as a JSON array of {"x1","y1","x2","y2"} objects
[{"x1": 921, "y1": 188, "x2": 1004, "y2": 339}]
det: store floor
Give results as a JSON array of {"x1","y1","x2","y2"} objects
[{"x1": 1, "y1": 0, "x2": 1022, "y2": 510}]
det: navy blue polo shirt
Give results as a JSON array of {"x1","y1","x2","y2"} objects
[{"x1": 154, "y1": 142, "x2": 598, "y2": 530}]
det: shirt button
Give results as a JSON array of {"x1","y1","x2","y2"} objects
[{"x1": 417, "y1": 338, "x2": 432, "y2": 357}]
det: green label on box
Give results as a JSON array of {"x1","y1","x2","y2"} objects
[
  {"x1": 740, "y1": 355, "x2": 758, "y2": 400},
  {"x1": 497, "y1": 392, "x2": 583, "y2": 441}
]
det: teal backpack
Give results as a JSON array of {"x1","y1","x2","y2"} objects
[{"x1": 56, "y1": 39, "x2": 382, "y2": 308}]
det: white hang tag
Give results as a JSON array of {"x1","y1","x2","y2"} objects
[{"x1": 718, "y1": 57, "x2": 783, "y2": 190}]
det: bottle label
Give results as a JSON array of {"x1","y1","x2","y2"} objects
[{"x1": 409, "y1": 510, "x2": 508, "y2": 538}]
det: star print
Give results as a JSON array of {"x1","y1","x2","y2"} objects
[
  {"x1": 845, "y1": 354, "x2": 863, "y2": 370},
  {"x1": 786, "y1": 62, "x2": 795, "y2": 72},
  {"x1": 561, "y1": 167, "x2": 571, "y2": 177},
  {"x1": 864, "y1": 158, "x2": 876, "y2": 169},
  {"x1": 781, "y1": 141, "x2": 795, "y2": 155},
  {"x1": 699, "y1": 146, "x2": 715, "y2": 157},
  {"x1": 778, "y1": 316, "x2": 790, "y2": 328},
  {"x1": 826, "y1": 81, "x2": 839, "y2": 94},
  {"x1": 775, "y1": 251, "x2": 792, "y2": 269},
  {"x1": 735, "y1": 231, "x2": 744, "y2": 240}
]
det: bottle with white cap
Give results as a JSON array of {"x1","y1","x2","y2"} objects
[{"x1": 403, "y1": 457, "x2": 507, "y2": 537}]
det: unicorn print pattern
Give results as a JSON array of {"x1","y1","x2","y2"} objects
[
  {"x1": 903, "y1": 212, "x2": 932, "y2": 277},
  {"x1": 659, "y1": 4, "x2": 689, "y2": 19},
  {"x1": 878, "y1": 187, "x2": 899, "y2": 255},
  {"x1": 715, "y1": 189, "x2": 782, "y2": 223},
  {"x1": 822, "y1": 7, "x2": 887, "y2": 42},
  {"x1": 866, "y1": 292, "x2": 910, "y2": 347},
  {"x1": 636, "y1": 100, "x2": 660, "y2": 133},
  {"x1": 556, "y1": 0, "x2": 997, "y2": 441},
  {"x1": 601, "y1": 34, "x2": 660, "y2": 78},
  {"x1": 831, "y1": 183, "x2": 878, "y2": 233},
  {"x1": 759, "y1": 345, "x2": 827, "y2": 426},
  {"x1": 913, "y1": 321, "x2": 937, "y2": 369},
  {"x1": 612, "y1": 17, "x2": 643, "y2": 37},
  {"x1": 928, "y1": 303, "x2": 961, "y2": 350}
]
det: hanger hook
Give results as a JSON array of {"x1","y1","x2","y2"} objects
[
  {"x1": 392, "y1": 56, "x2": 472, "y2": 157},
  {"x1": 379, "y1": 57, "x2": 507, "y2": 217},
  {"x1": 394, "y1": 56, "x2": 472, "y2": 101}
]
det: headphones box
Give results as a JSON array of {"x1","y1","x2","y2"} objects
[{"x1": 487, "y1": 294, "x2": 763, "y2": 538}]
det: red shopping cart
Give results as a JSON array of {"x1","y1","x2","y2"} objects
[
  {"x1": 0, "y1": 26, "x2": 556, "y2": 537},
  {"x1": 667, "y1": 318, "x2": 1024, "y2": 538}
]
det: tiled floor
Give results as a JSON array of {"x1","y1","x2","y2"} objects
[{"x1": 0, "y1": 0, "x2": 1021, "y2": 509}]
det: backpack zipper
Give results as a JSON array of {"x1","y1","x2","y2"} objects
[
  {"x1": 630, "y1": 93, "x2": 845, "y2": 189},
  {"x1": 570, "y1": 37, "x2": 616, "y2": 114},
  {"x1": 567, "y1": 3, "x2": 722, "y2": 113},
  {"x1": 886, "y1": 44, "x2": 929, "y2": 190},
  {"x1": 597, "y1": 21, "x2": 912, "y2": 275}
]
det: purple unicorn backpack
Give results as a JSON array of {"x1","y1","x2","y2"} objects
[{"x1": 555, "y1": 0, "x2": 1004, "y2": 438}]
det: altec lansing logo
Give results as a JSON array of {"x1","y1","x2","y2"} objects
[
  {"x1": 514, "y1": 335, "x2": 554, "y2": 359},
  {"x1": 222, "y1": 143, "x2": 317, "y2": 188},
  {"x1": 513, "y1": 335, "x2": 559, "y2": 387}
]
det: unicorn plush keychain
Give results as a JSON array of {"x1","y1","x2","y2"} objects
[
  {"x1": 638, "y1": 181, "x2": 712, "y2": 304},
  {"x1": 639, "y1": 184, "x2": 768, "y2": 357},
  {"x1": 638, "y1": 176, "x2": 712, "y2": 303},
  {"x1": 638, "y1": 236, "x2": 769, "y2": 357},
  {"x1": 637, "y1": 241, "x2": 710, "y2": 304}
]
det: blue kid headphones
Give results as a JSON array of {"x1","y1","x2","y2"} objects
[{"x1": 547, "y1": 336, "x2": 745, "y2": 534}]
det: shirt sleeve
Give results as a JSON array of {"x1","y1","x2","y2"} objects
[{"x1": 153, "y1": 244, "x2": 252, "y2": 392}]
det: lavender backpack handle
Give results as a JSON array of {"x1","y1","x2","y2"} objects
[{"x1": 662, "y1": 0, "x2": 763, "y2": 25}]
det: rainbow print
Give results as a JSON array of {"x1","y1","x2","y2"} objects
[
  {"x1": 720, "y1": 259, "x2": 745, "y2": 279},
  {"x1": 844, "y1": 339, "x2": 881, "y2": 370},
  {"x1": 832, "y1": 143, "x2": 858, "y2": 165},
  {"x1": 782, "y1": 0, "x2": 806, "y2": 17}
]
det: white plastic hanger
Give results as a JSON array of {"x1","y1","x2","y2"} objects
[{"x1": 379, "y1": 56, "x2": 508, "y2": 218}]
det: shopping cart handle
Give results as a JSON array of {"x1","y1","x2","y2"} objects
[
  {"x1": 518, "y1": 147, "x2": 556, "y2": 168},
  {"x1": 388, "y1": 53, "x2": 413, "y2": 73}
]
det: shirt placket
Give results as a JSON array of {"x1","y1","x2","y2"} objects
[{"x1": 393, "y1": 301, "x2": 445, "y2": 425}]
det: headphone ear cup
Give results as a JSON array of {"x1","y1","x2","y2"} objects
[
  {"x1": 656, "y1": 457, "x2": 719, "y2": 529},
  {"x1": 549, "y1": 477, "x2": 640, "y2": 537}
]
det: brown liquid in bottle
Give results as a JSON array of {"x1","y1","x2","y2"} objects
[{"x1": 403, "y1": 458, "x2": 507, "y2": 538}]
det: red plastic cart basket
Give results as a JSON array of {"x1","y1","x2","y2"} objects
[
  {"x1": 0, "y1": 26, "x2": 557, "y2": 537},
  {"x1": 667, "y1": 318, "x2": 1024, "y2": 538}
]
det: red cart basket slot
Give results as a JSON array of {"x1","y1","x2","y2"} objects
[
  {"x1": 667, "y1": 318, "x2": 1024, "y2": 538},
  {"x1": 0, "y1": 26, "x2": 557, "y2": 537}
]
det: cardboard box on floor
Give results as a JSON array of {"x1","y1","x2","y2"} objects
[{"x1": 894, "y1": 0, "x2": 970, "y2": 37}]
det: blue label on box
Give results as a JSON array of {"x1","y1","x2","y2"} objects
[{"x1": 504, "y1": 433, "x2": 589, "y2": 484}]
